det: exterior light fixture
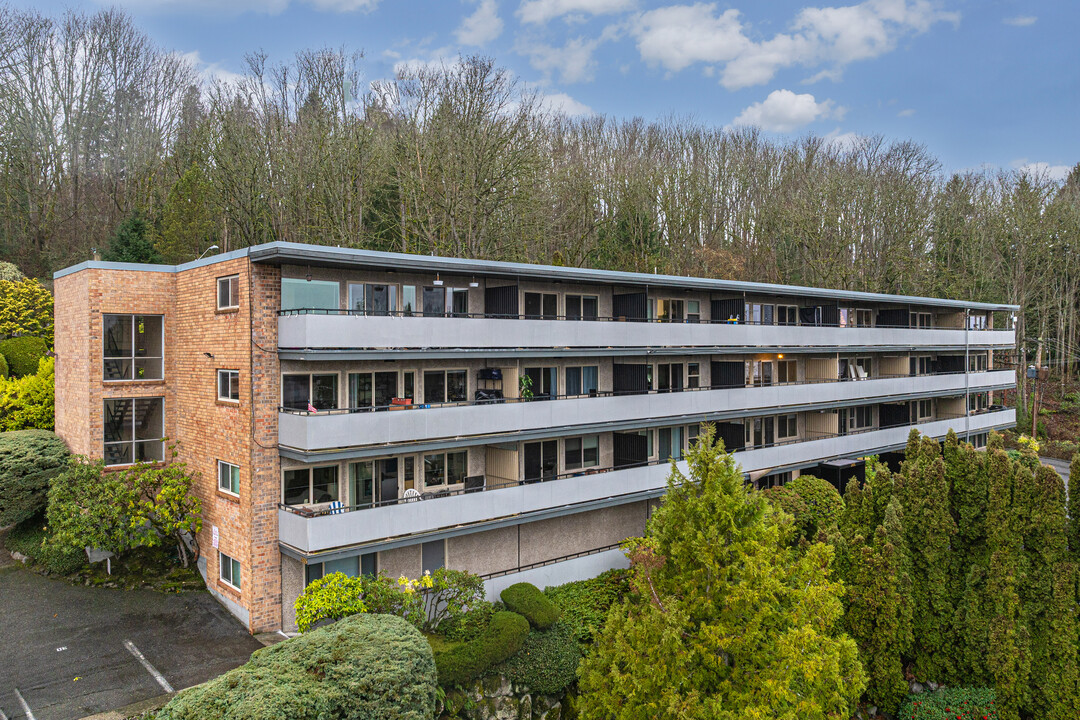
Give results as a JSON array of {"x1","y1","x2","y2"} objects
[
  {"x1": 197, "y1": 244, "x2": 220, "y2": 260},
  {"x1": 433, "y1": 274, "x2": 444, "y2": 287},
  {"x1": 469, "y1": 276, "x2": 479, "y2": 288},
  {"x1": 778, "y1": 354, "x2": 784, "y2": 359}
]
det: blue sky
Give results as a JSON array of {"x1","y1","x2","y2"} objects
[{"x1": 26, "y1": 0, "x2": 1079, "y2": 179}]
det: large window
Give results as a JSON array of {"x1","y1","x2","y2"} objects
[
  {"x1": 777, "y1": 414, "x2": 798, "y2": 439},
  {"x1": 219, "y1": 552, "x2": 241, "y2": 590},
  {"x1": 283, "y1": 465, "x2": 339, "y2": 505},
  {"x1": 282, "y1": 374, "x2": 338, "y2": 411},
  {"x1": 522, "y1": 366, "x2": 556, "y2": 400},
  {"x1": 776, "y1": 359, "x2": 797, "y2": 384},
  {"x1": 524, "y1": 292, "x2": 557, "y2": 319},
  {"x1": 305, "y1": 554, "x2": 377, "y2": 585},
  {"x1": 422, "y1": 540, "x2": 445, "y2": 574},
  {"x1": 103, "y1": 397, "x2": 164, "y2": 466},
  {"x1": 423, "y1": 370, "x2": 467, "y2": 404},
  {"x1": 749, "y1": 360, "x2": 773, "y2": 387},
  {"x1": 565, "y1": 366, "x2": 598, "y2": 396},
  {"x1": 217, "y1": 275, "x2": 239, "y2": 310},
  {"x1": 217, "y1": 369, "x2": 240, "y2": 402},
  {"x1": 565, "y1": 436, "x2": 599, "y2": 471},
  {"x1": 103, "y1": 314, "x2": 163, "y2": 381},
  {"x1": 776, "y1": 305, "x2": 798, "y2": 326},
  {"x1": 218, "y1": 460, "x2": 240, "y2": 495},
  {"x1": 423, "y1": 451, "x2": 467, "y2": 487},
  {"x1": 565, "y1": 295, "x2": 598, "y2": 321},
  {"x1": 281, "y1": 278, "x2": 339, "y2": 311},
  {"x1": 349, "y1": 371, "x2": 398, "y2": 409},
  {"x1": 347, "y1": 283, "x2": 397, "y2": 316},
  {"x1": 968, "y1": 352, "x2": 988, "y2": 372}
]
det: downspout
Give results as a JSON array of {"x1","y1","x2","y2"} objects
[{"x1": 964, "y1": 309, "x2": 970, "y2": 441}]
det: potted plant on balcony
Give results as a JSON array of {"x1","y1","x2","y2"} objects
[{"x1": 519, "y1": 374, "x2": 534, "y2": 401}]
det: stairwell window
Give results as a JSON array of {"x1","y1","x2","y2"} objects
[
  {"x1": 219, "y1": 552, "x2": 241, "y2": 591},
  {"x1": 217, "y1": 275, "x2": 239, "y2": 310},
  {"x1": 217, "y1": 369, "x2": 240, "y2": 402},
  {"x1": 103, "y1": 397, "x2": 164, "y2": 466},
  {"x1": 218, "y1": 460, "x2": 240, "y2": 496},
  {"x1": 103, "y1": 314, "x2": 163, "y2": 381}
]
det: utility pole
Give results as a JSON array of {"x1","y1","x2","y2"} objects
[{"x1": 1032, "y1": 337, "x2": 1044, "y2": 438}]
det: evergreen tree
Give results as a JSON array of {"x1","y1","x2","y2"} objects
[
  {"x1": 1043, "y1": 562, "x2": 1080, "y2": 720},
  {"x1": 577, "y1": 425, "x2": 866, "y2": 720},
  {"x1": 102, "y1": 213, "x2": 164, "y2": 264},
  {"x1": 953, "y1": 562, "x2": 990, "y2": 682},
  {"x1": 1069, "y1": 453, "x2": 1080, "y2": 556}
]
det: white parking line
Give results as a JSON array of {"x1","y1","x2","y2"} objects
[
  {"x1": 123, "y1": 640, "x2": 174, "y2": 694},
  {"x1": 13, "y1": 688, "x2": 34, "y2": 720},
  {"x1": 0, "y1": 702, "x2": 8, "y2": 720}
]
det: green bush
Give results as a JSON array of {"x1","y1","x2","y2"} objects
[
  {"x1": 898, "y1": 687, "x2": 998, "y2": 720},
  {"x1": 764, "y1": 475, "x2": 844, "y2": 539},
  {"x1": 0, "y1": 353, "x2": 7, "y2": 378},
  {"x1": 438, "y1": 601, "x2": 496, "y2": 642},
  {"x1": 0, "y1": 356, "x2": 54, "y2": 431},
  {"x1": 158, "y1": 613, "x2": 437, "y2": 720},
  {"x1": 544, "y1": 569, "x2": 630, "y2": 645},
  {"x1": 491, "y1": 620, "x2": 582, "y2": 695},
  {"x1": 433, "y1": 610, "x2": 530, "y2": 687},
  {"x1": 0, "y1": 428, "x2": 70, "y2": 527},
  {"x1": 0, "y1": 336, "x2": 47, "y2": 378},
  {"x1": 500, "y1": 582, "x2": 561, "y2": 629},
  {"x1": 5, "y1": 512, "x2": 84, "y2": 574}
]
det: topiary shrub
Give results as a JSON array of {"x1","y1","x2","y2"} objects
[
  {"x1": 898, "y1": 687, "x2": 998, "y2": 720},
  {"x1": 158, "y1": 613, "x2": 437, "y2": 720},
  {"x1": 491, "y1": 620, "x2": 582, "y2": 695},
  {"x1": 437, "y1": 600, "x2": 496, "y2": 642},
  {"x1": 544, "y1": 569, "x2": 630, "y2": 645},
  {"x1": 501, "y1": 582, "x2": 561, "y2": 629},
  {"x1": 0, "y1": 428, "x2": 70, "y2": 527},
  {"x1": 764, "y1": 475, "x2": 844, "y2": 539},
  {"x1": 0, "y1": 336, "x2": 48, "y2": 378},
  {"x1": 433, "y1": 610, "x2": 530, "y2": 687}
]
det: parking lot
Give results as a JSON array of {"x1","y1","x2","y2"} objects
[{"x1": 0, "y1": 566, "x2": 263, "y2": 720}]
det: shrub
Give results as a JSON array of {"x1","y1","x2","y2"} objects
[
  {"x1": 544, "y1": 569, "x2": 630, "y2": 645},
  {"x1": 5, "y1": 512, "x2": 85, "y2": 574},
  {"x1": 0, "y1": 356, "x2": 54, "y2": 431},
  {"x1": 0, "y1": 353, "x2": 7, "y2": 378},
  {"x1": 762, "y1": 485, "x2": 810, "y2": 532},
  {"x1": 0, "y1": 428, "x2": 70, "y2": 527},
  {"x1": 764, "y1": 475, "x2": 844, "y2": 539},
  {"x1": 158, "y1": 613, "x2": 437, "y2": 720},
  {"x1": 433, "y1": 610, "x2": 530, "y2": 687},
  {"x1": 420, "y1": 567, "x2": 486, "y2": 631},
  {"x1": 438, "y1": 601, "x2": 496, "y2": 642},
  {"x1": 0, "y1": 336, "x2": 48, "y2": 378},
  {"x1": 491, "y1": 620, "x2": 582, "y2": 695},
  {"x1": 898, "y1": 687, "x2": 998, "y2": 720},
  {"x1": 0, "y1": 278, "x2": 53, "y2": 345},
  {"x1": 501, "y1": 582, "x2": 561, "y2": 629}
]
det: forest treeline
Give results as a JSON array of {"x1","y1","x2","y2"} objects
[{"x1": 1, "y1": 5, "x2": 1079, "y2": 372}]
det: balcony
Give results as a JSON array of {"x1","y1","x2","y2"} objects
[
  {"x1": 278, "y1": 369, "x2": 1016, "y2": 452},
  {"x1": 277, "y1": 408, "x2": 1015, "y2": 554},
  {"x1": 277, "y1": 312, "x2": 1015, "y2": 353}
]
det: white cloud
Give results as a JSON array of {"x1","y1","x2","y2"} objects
[
  {"x1": 538, "y1": 91, "x2": 594, "y2": 116},
  {"x1": 630, "y1": 0, "x2": 959, "y2": 90},
  {"x1": 898, "y1": 107, "x2": 915, "y2": 117},
  {"x1": 824, "y1": 128, "x2": 862, "y2": 151},
  {"x1": 732, "y1": 89, "x2": 841, "y2": 133},
  {"x1": 456, "y1": 0, "x2": 504, "y2": 46},
  {"x1": 517, "y1": 36, "x2": 601, "y2": 83},
  {"x1": 304, "y1": 0, "x2": 379, "y2": 10},
  {"x1": 180, "y1": 51, "x2": 246, "y2": 87},
  {"x1": 1013, "y1": 160, "x2": 1071, "y2": 182},
  {"x1": 518, "y1": 0, "x2": 634, "y2": 25},
  {"x1": 1003, "y1": 15, "x2": 1037, "y2": 27},
  {"x1": 112, "y1": 0, "x2": 377, "y2": 13}
]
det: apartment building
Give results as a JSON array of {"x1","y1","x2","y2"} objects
[{"x1": 52, "y1": 242, "x2": 1018, "y2": 633}]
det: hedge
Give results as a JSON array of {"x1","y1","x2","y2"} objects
[
  {"x1": 543, "y1": 569, "x2": 630, "y2": 645},
  {"x1": 0, "y1": 353, "x2": 7, "y2": 378},
  {"x1": 0, "y1": 429, "x2": 70, "y2": 527},
  {"x1": 491, "y1": 620, "x2": 582, "y2": 695},
  {"x1": 437, "y1": 601, "x2": 496, "y2": 643},
  {"x1": 500, "y1": 583, "x2": 561, "y2": 630},
  {"x1": 898, "y1": 687, "x2": 998, "y2": 720},
  {"x1": 5, "y1": 512, "x2": 85, "y2": 574},
  {"x1": 0, "y1": 336, "x2": 47, "y2": 378},
  {"x1": 433, "y1": 610, "x2": 530, "y2": 687},
  {"x1": 157, "y1": 613, "x2": 437, "y2": 720}
]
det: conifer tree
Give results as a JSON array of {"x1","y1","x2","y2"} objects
[
  {"x1": 987, "y1": 551, "x2": 1031, "y2": 720},
  {"x1": 1042, "y1": 562, "x2": 1080, "y2": 720},
  {"x1": 102, "y1": 213, "x2": 164, "y2": 264},
  {"x1": 577, "y1": 425, "x2": 867, "y2": 720},
  {"x1": 953, "y1": 562, "x2": 990, "y2": 682},
  {"x1": 1068, "y1": 453, "x2": 1080, "y2": 556}
]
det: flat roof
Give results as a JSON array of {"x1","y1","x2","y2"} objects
[{"x1": 54, "y1": 240, "x2": 1020, "y2": 312}]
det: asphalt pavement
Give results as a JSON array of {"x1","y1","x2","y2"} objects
[
  {"x1": 0, "y1": 567, "x2": 262, "y2": 720},
  {"x1": 1041, "y1": 456, "x2": 1071, "y2": 485}
]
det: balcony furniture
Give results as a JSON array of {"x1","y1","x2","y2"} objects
[
  {"x1": 464, "y1": 475, "x2": 485, "y2": 493},
  {"x1": 403, "y1": 488, "x2": 421, "y2": 502},
  {"x1": 328, "y1": 500, "x2": 345, "y2": 515}
]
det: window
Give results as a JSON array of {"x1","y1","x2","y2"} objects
[
  {"x1": 968, "y1": 314, "x2": 988, "y2": 330},
  {"x1": 749, "y1": 360, "x2": 773, "y2": 387},
  {"x1": 658, "y1": 426, "x2": 685, "y2": 461},
  {"x1": 971, "y1": 432, "x2": 988, "y2": 449},
  {"x1": 745, "y1": 302, "x2": 773, "y2": 325},
  {"x1": 217, "y1": 275, "x2": 239, "y2": 310},
  {"x1": 656, "y1": 363, "x2": 684, "y2": 392},
  {"x1": 219, "y1": 552, "x2": 241, "y2": 590},
  {"x1": 968, "y1": 392, "x2": 989, "y2": 413},
  {"x1": 524, "y1": 292, "x2": 557, "y2": 319},
  {"x1": 283, "y1": 465, "x2": 339, "y2": 505},
  {"x1": 855, "y1": 309, "x2": 873, "y2": 327},
  {"x1": 776, "y1": 305, "x2": 798, "y2": 326},
  {"x1": 103, "y1": 397, "x2": 164, "y2": 466},
  {"x1": 910, "y1": 356, "x2": 932, "y2": 376},
  {"x1": 304, "y1": 554, "x2": 377, "y2": 586},
  {"x1": 422, "y1": 540, "x2": 445, "y2": 574},
  {"x1": 850, "y1": 406, "x2": 874, "y2": 430},
  {"x1": 524, "y1": 440, "x2": 559, "y2": 481},
  {"x1": 842, "y1": 357, "x2": 871, "y2": 380},
  {"x1": 347, "y1": 283, "x2": 397, "y2": 316},
  {"x1": 686, "y1": 300, "x2": 700, "y2": 323},
  {"x1": 745, "y1": 417, "x2": 775, "y2": 448},
  {"x1": 281, "y1": 278, "x2": 339, "y2": 311},
  {"x1": 103, "y1": 314, "x2": 163, "y2": 381},
  {"x1": 910, "y1": 311, "x2": 932, "y2": 328},
  {"x1": 777, "y1": 414, "x2": 798, "y2": 439},
  {"x1": 522, "y1": 366, "x2": 556, "y2": 400},
  {"x1": 423, "y1": 450, "x2": 467, "y2": 487},
  {"x1": 968, "y1": 353, "x2": 988, "y2": 372},
  {"x1": 565, "y1": 435, "x2": 599, "y2": 470},
  {"x1": 283, "y1": 374, "x2": 338, "y2": 411},
  {"x1": 423, "y1": 370, "x2": 467, "y2": 404},
  {"x1": 656, "y1": 299, "x2": 684, "y2": 322},
  {"x1": 218, "y1": 460, "x2": 240, "y2": 495},
  {"x1": 916, "y1": 399, "x2": 933, "y2": 420},
  {"x1": 566, "y1": 295, "x2": 599, "y2": 321},
  {"x1": 687, "y1": 363, "x2": 700, "y2": 389},
  {"x1": 401, "y1": 286, "x2": 418, "y2": 316},
  {"x1": 217, "y1": 369, "x2": 240, "y2": 402},
  {"x1": 776, "y1": 359, "x2": 797, "y2": 384},
  {"x1": 349, "y1": 371, "x2": 397, "y2": 409},
  {"x1": 565, "y1": 366, "x2": 598, "y2": 396}
]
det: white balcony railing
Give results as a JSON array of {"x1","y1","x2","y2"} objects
[{"x1": 277, "y1": 409, "x2": 1015, "y2": 554}]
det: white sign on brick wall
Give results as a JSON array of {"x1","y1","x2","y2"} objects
[{"x1": 212, "y1": 525, "x2": 219, "y2": 549}]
